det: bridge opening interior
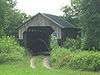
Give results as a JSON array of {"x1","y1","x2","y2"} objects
[{"x1": 23, "y1": 26, "x2": 54, "y2": 55}]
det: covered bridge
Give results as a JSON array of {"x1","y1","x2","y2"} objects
[{"x1": 18, "y1": 13, "x2": 80, "y2": 55}]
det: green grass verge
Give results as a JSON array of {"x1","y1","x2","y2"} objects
[{"x1": 0, "y1": 56, "x2": 100, "y2": 75}]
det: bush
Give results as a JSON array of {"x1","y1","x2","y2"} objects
[
  {"x1": 63, "y1": 37, "x2": 85, "y2": 50},
  {"x1": 69, "y1": 51, "x2": 100, "y2": 71},
  {"x1": 50, "y1": 35, "x2": 100, "y2": 71},
  {"x1": 51, "y1": 45, "x2": 100, "y2": 71},
  {"x1": 51, "y1": 45, "x2": 72, "y2": 68},
  {"x1": 0, "y1": 36, "x2": 25, "y2": 63}
]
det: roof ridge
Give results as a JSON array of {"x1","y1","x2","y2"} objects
[
  {"x1": 17, "y1": 13, "x2": 75, "y2": 29},
  {"x1": 41, "y1": 13, "x2": 74, "y2": 28},
  {"x1": 41, "y1": 13, "x2": 65, "y2": 28}
]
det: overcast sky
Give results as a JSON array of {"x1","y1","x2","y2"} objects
[{"x1": 16, "y1": 0, "x2": 71, "y2": 16}]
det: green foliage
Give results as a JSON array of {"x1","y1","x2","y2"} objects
[
  {"x1": 51, "y1": 44, "x2": 100, "y2": 71},
  {"x1": 61, "y1": 6, "x2": 80, "y2": 27},
  {"x1": 5, "y1": 10, "x2": 30, "y2": 36},
  {"x1": 69, "y1": 51, "x2": 100, "y2": 71},
  {"x1": 0, "y1": 0, "x2": 30, "y2": 36},
  {"x1": 79, "y1": 0, "x2": 100, "y2": 50},
  {"x1": 62, "y1": 0, "x2": 100, "y2": 50},
  {"x1": 1, "y1": 63, "x2": 100, "y2": 75},
  {"x1": 51, "y1": 44, "x2": 72, "y2": 68},
  {"x1": 0, "y1": 0, "x2": 12, "y2": 35},
  {"x1": 63, "y1": 38, "x2": 85, "y2": 50},
  {"x1": 0, "y1": 36, "x2": 25, "y2": 63}
]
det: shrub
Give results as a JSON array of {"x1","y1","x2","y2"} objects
[
  {"x1": 63, "y1": 37, "x2": 85, "y2": 50},
  {"x1": 51, "y1": 45, "x2": 100, "y2": 71},
  {"x1": 69, "y1": 51, "x2": 100, "y2": 71},
  {"x1": 50, "y1": 35, "x2": 100, "y2": 71},
  {"x1": 51, "y1": 45, "x2": 72, "y2": 68},
  {"x1": 0, "y1": 36, "x2": 25, "y2": 63}
]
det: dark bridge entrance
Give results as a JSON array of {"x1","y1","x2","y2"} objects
[{"x1": 23, "y1": 26, "x2": 54, "y2": 55}]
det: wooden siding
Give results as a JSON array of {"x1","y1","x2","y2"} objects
[{"x1": 19, "y1": 14, "x2": 61, "y2": 39}]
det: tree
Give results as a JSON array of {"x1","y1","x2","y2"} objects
[
  {"x1": 79, "y1": 0, "x2": 100, "y2": 50},
  {"x1": 62, "y1": 0, "x2": 100, "y2": 50},
  {"x1": 0, "y1": 0, "x2": 30, "y2": 36},
  {"x1": 61, "y1": 0, "x2": 80, "y2": 27},
  {"x1": 0, "y1": 0, "x2": 11, "y2": 35},
  {"x1": 4, "y1": 9, "x2": 30, "y2": 36}
]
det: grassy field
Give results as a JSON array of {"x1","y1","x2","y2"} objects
[{"x1": 0, "y1": 57, "x2": 100, "y2": 75}]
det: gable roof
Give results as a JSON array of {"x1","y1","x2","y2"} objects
[
  {"x1": 42, "y1": 13, "x2": 74, "y2": 28},
  {"x1": 18, "y1": 13, "x2": 75, "y2": 29}
]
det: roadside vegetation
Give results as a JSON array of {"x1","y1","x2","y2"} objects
[
  {"x1": 0, "y1": 35, "x2": 100, "y2": 75},
  {"x1": 51, "y1": 36, "x2": 100, "y2": 72},
  {"x1": 0, "y1": 36, "x2": 25, "y2": 63},
  {"x1": 51, "y1": 44, "x2": 100, "y2": 71},
  {"x1": 0, "y1": 54, "x2": 100, "y2": 75}
]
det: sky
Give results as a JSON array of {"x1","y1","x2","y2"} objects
[{"x1": 16, "y1": 0, "x2": 71, "y2": 16}]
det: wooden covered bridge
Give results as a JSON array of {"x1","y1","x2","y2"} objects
[{"x1": 18, "y1": 13, "x2": 80, "y2": 55}]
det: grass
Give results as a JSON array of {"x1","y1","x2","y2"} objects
[{"x1": 0, "y1": 56, "x2": 100, "y2": 75}]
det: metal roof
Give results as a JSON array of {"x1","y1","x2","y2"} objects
[
  {"x1": 18, "y1": 13, "x2": 75, "y2": 29},
  {"x1": 42, "y1": 13, "x2": 74, "y2": 28}
]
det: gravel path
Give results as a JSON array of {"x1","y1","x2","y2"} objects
[{"x1": 30, "y1": 56, "x2": 51, "y2": 69}]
